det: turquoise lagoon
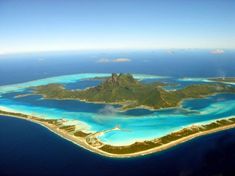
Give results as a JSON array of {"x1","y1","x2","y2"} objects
[{"x1": 0, "y1": 73, "x2": 235, "y2": 146}]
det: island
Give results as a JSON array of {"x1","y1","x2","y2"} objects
[
  {"x1": 33, "y1": 73, "x2": 235, "y2": 111},
  {"x1": 1, "y1": 73, "x2": 235, "y2": 158},
  {"x1": 1, "y1": 109, "x2": 235, "y2": 157}
]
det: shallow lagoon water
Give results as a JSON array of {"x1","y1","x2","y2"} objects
[{"x1": 0, "y1": 73, "x2": 235, "y2": 146}]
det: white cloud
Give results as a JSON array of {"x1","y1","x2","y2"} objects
[
  {"x1": 98, "y1": 105, "x2": 118, "y2": 115},
  {"x1": 97, "y1": 57, "x2": 131, "y2": 63},
  {"x1": 93, "y1": 105, "x2": 119, "y2": 123},
  {"x1": 167, "y1": 50, "x2": 175, "y2": 54},
  {"x1": 210, "y1": 49, "x2": 224, "y2": 55},
  {"x1": 97, "y1": 58, "x2": 110, "y2": 63},
  {"x1": 112, "y1": 58, "x2": 131, "y2": 62}
]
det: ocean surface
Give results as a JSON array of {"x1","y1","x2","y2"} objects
[{"x1": 0, "y1": 50, "x2": 235, "y2": 175}]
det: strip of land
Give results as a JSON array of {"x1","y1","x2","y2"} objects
[{"x1": 1, "y1": 108, "x2": 235, "y2": 158}]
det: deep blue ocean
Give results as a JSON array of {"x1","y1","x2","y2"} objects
[{"x1": 0, "y1": 50, "x2": 235, "y2": 176}]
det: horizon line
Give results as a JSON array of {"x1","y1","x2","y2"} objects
[{"x1": 1, "y1": 48, "x2": 235, "y2": 56}]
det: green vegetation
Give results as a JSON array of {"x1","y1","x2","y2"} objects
[
  {"x1": 1, "y1": 109, "x2": 235, "y2": 156},
  {"x1": 74, "y1": 131, "x2": 90, "y2": 137},
  {"x1": 0, "y1": 110, "x2": 29, "y2": 118},
  {"x1": 33, "y1": 73, "x2": 235, "y2": 110},
  {"x1": 59, "y1": 125, "x2": 76, "y2": 133},
  {"x1": 100, "y1": 118, "x2": 235, "y2": 154},
  {"x1": 37, "y1": 118, "x2": 62, "y2": 126}
]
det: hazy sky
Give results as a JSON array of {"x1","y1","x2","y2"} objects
[{"x1": 0, "y1": 0, "x2": 235, "y2": 53}]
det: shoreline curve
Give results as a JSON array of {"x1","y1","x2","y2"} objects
[{"x1": 1, "y1": 111, "x2": 235, "y2": 158}]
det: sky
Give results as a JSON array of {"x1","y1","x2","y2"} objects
[{"x1": 0, "y1": 0, "x2": 235, "y2": 54}]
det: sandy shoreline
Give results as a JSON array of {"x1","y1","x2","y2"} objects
[
  {"x1": 0, "y1": 112, "x2": 112, "y2": 158},
  {"x1": 1, "y1": 111, "x2": 235, "y2": 158}
]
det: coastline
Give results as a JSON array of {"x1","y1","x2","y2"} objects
[
  {"x1": 1, "y1": 109, "x2": 235, "y2": 158},
  {"x1": 33, "y1": 87, "x2": 235, "y2": 112},
  {"x1": 0, "y1": 111, "x2": 111, "y2": 158}
]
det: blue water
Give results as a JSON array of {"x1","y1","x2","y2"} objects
[
  {"x1": 1, "y1": 115, "x2": 235, "y2": 176},
  {"x1": 1, "y1": 50, "x2": 235, "y2": 175},
  {"x1": 1, "y1": 50, "x2": 235, "y2": 85},
  {"x1": 1, "y1": 72, "x2": 235, "y2": 145}
]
